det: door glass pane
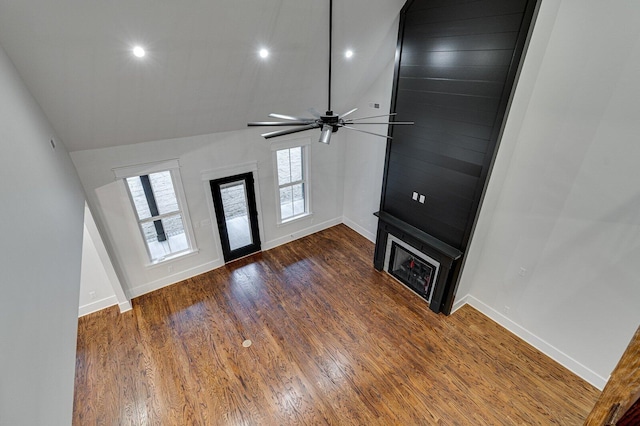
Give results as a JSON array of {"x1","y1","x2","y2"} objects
[{"x1": 220, "y1": 181, "x2": 253, "y2": 251}]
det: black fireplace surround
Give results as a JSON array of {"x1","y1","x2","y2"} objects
[
  {"x1": 374, "y1": 212, "x2": 462, "y2": 314},
  {"x1": 373, "y1": 0, "x2": 538, "y2": 314}
]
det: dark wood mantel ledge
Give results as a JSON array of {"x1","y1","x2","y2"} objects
[{"x1": 374, "y1": 211, "x2": 463, "y2": 261}]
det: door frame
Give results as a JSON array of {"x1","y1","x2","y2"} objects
[
  {"x1": 210, "y1": 172, "x2": 261, "y2": 262},
  {"x1": 201, "y1": 162, "x2": 265, "y2": 263}
]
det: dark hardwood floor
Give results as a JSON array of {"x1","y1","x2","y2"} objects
[{"x1": 74, "y1": 224, "x2": 599, "y2": 425}]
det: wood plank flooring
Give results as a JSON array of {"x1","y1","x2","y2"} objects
[{"x1": 74, "y1": 224, "x2": 599, "y2": 425}]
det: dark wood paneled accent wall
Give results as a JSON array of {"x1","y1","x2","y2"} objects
[{"x1": 377, "y1": 0, "x2": 538, "y2": 312}]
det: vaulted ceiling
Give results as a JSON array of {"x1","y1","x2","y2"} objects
[{"x1": 0, "y1": 0, "x2": 405, "y2": 151}]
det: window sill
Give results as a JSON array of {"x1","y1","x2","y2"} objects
[
  {"x1": 146, "y1": 248, "x2": 200, "y2": 268},
  {"x1": 277, "y1": 212, "x2": 313, "y2": 227}
]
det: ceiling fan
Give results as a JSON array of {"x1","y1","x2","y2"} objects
[{"x1": 247, "y1": 0, "x2": 413, "y2": 144}]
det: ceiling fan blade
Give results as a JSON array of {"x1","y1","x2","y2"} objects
[
  {"x1": 308, "y1": 108, "x2": 322, "y2": 118},
  {"x1": 248, "y1": 121, "x2": 315, "y2": 126},
  {"x1": 347, "y1": 121, "x2": 414, "y2": 125},
  {"x1": 261, "y1": 124, "x2": 320, "y2": 139},
  {"x1": 269, "y1": 113, "x2": 312, "y2": 121},
  {"x1": 319, "y1": 126, "x2": 332, "y2": 144},
  {"x1": 343, "y1": 112, "x2": 397, "y2": 122},
  {"x1": 341, "y1": 125, "x2": 393, "y2": 140},
  {"x1": 339, "y1": 108, "x2": 358, "y2": 119}
]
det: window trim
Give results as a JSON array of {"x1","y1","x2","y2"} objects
[
  {"x1": 113, "y1": 160, "x2": 198, "y2": 266},
  {"x1": 270, "y1": 137, "x2": 312, "y2": 225}
]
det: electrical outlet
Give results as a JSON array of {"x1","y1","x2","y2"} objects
[
  {"x1": 518, "y1": 267, "x2": 527, "y2": 277},
  {"x1": 89, "y1": 291, "x2": 96, "y2": 300},
  {"x1": 504, "y1": 305, "x2": 511, "y2": 314},
  {"x1": 168, "y1": 265, "x2": 173, "y2": 273}
]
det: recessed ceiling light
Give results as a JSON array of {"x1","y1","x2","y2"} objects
[
  {"x1": 132, "y1": 46, "x2": 146, "y2": 58},
  {"x1": 259, "y1": 48, "x2": 269, "y2": 59},
  {"x1": 345, "y1": 49, "x2": 354, "y2": 59}
]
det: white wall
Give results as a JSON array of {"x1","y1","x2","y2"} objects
[
  {"x1": 71, "y1": 128, "x2": 346, "y2": 298},
  {"x1": 79, "y1": 222, "x2": 118, "y2": 316},
  {"x1": 0, "y1": 45, "x2": 85, "y2": 425},
  {"x1": 458, "y1": 0, "x2": 640, "y2": 389},
  {"x1": 341, "y1": 13, "x2": 401, "y2": 241},
  {"x1": 79, "y1": 203, "x2": 131, "y2": 316}
]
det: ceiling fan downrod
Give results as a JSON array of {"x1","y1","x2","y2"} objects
[
  {"x1": 327, "y1": 0, "x2": 333, "y2": 115},
  {"x1": 247, "y1": 0, "x2": 414, "y2": 144}
]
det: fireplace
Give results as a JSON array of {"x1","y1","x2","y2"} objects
[
  {"x1": 374, "y1": 211, "x2": 463, "y2": 314},
  {"x1": 385, "y1": 236, "x2": 440, "y2": 303}
]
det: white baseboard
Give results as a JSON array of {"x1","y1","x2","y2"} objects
[
  {"x1": 118, "y1": 301, "x2": 132, "y2": 313},
  {"x1": 342, "y1": 217, "x2": 376, "y2": 242},
  {"x1": 127, "y1": 217, "x2": 342, "y2": 299},
  {"x1": 129, "y1": 259, "x2": 224, "y2": 299},
  {"x1": 79, "y1": 295, "x2": 118, "y2": 317},
  {"x1": 451, "y1": 293, "x2": 469, "y2": 314},
  {"x1": 459, "y1": 295, "x2": 607, "y2": 390},
  {"x1": 262, "y1": 217, "x2": 343, "y2": 251}
]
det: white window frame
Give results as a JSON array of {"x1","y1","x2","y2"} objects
[
  {"x1": 271, "y1": 137, "x2": 312, "y2": 225},
  {"x1": 113, "y1": 159, "x2": 198, "y2": 265}
]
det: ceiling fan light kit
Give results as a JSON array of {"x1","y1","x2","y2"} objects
[{"x1": 248, "y1": 0, "x2": 413, "y2": 144}]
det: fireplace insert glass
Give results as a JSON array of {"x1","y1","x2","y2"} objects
[{"x1": 388, "y1": 241, "x2": 438, "y2": 302}]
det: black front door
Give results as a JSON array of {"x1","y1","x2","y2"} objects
[{"x1": 210, "y1": 172, "x2": 261, "y2": 262}]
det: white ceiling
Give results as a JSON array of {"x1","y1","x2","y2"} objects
[{"x1": 0, "y1": 0, "x2": 405, "y2": 151}]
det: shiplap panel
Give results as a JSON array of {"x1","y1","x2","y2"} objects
[
  {"x1": 405, "y1": 0, "x2": 528, "y2": 25},
  {"x1": 382, "y1": 0, "x2": 535, "y2": 251},
  {"x1": 406, "y1": 13, "x2": 524, "y2": 38},
  {"x1": 399, "y1": 64, "x2": 510, "y2": 82},
  {"x1": 398, "y1": 78, "x2": 505, "y2": 100}
]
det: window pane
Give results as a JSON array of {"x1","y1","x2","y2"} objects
[
  {"x1": 279, "y1": 186, "x2": 294, "y2": 220},
  {"x1": 126, "y1": 177, "x2": 152, "y2": 220},
  {"x1": 290, "y1": 147, "x2": 302, "y2": 182},
  {"x1": 277, "y1": 149, "x2": 291, "y2": 185},
  {"x1": 292, "y1": 183, "x2": 305, "y2": 216},
  {"x1": 141, "y1": 214, "x2": 188, "y2": 262},
  {"x1": 149, "y1": 171, "x2": 179, "y2": 215},
  {"x1": 275, "y1": 145, "x2": 307, "y2": 222},
  {"x1": 280, "y1": 183, "x2": 305, "y2": 220}
]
